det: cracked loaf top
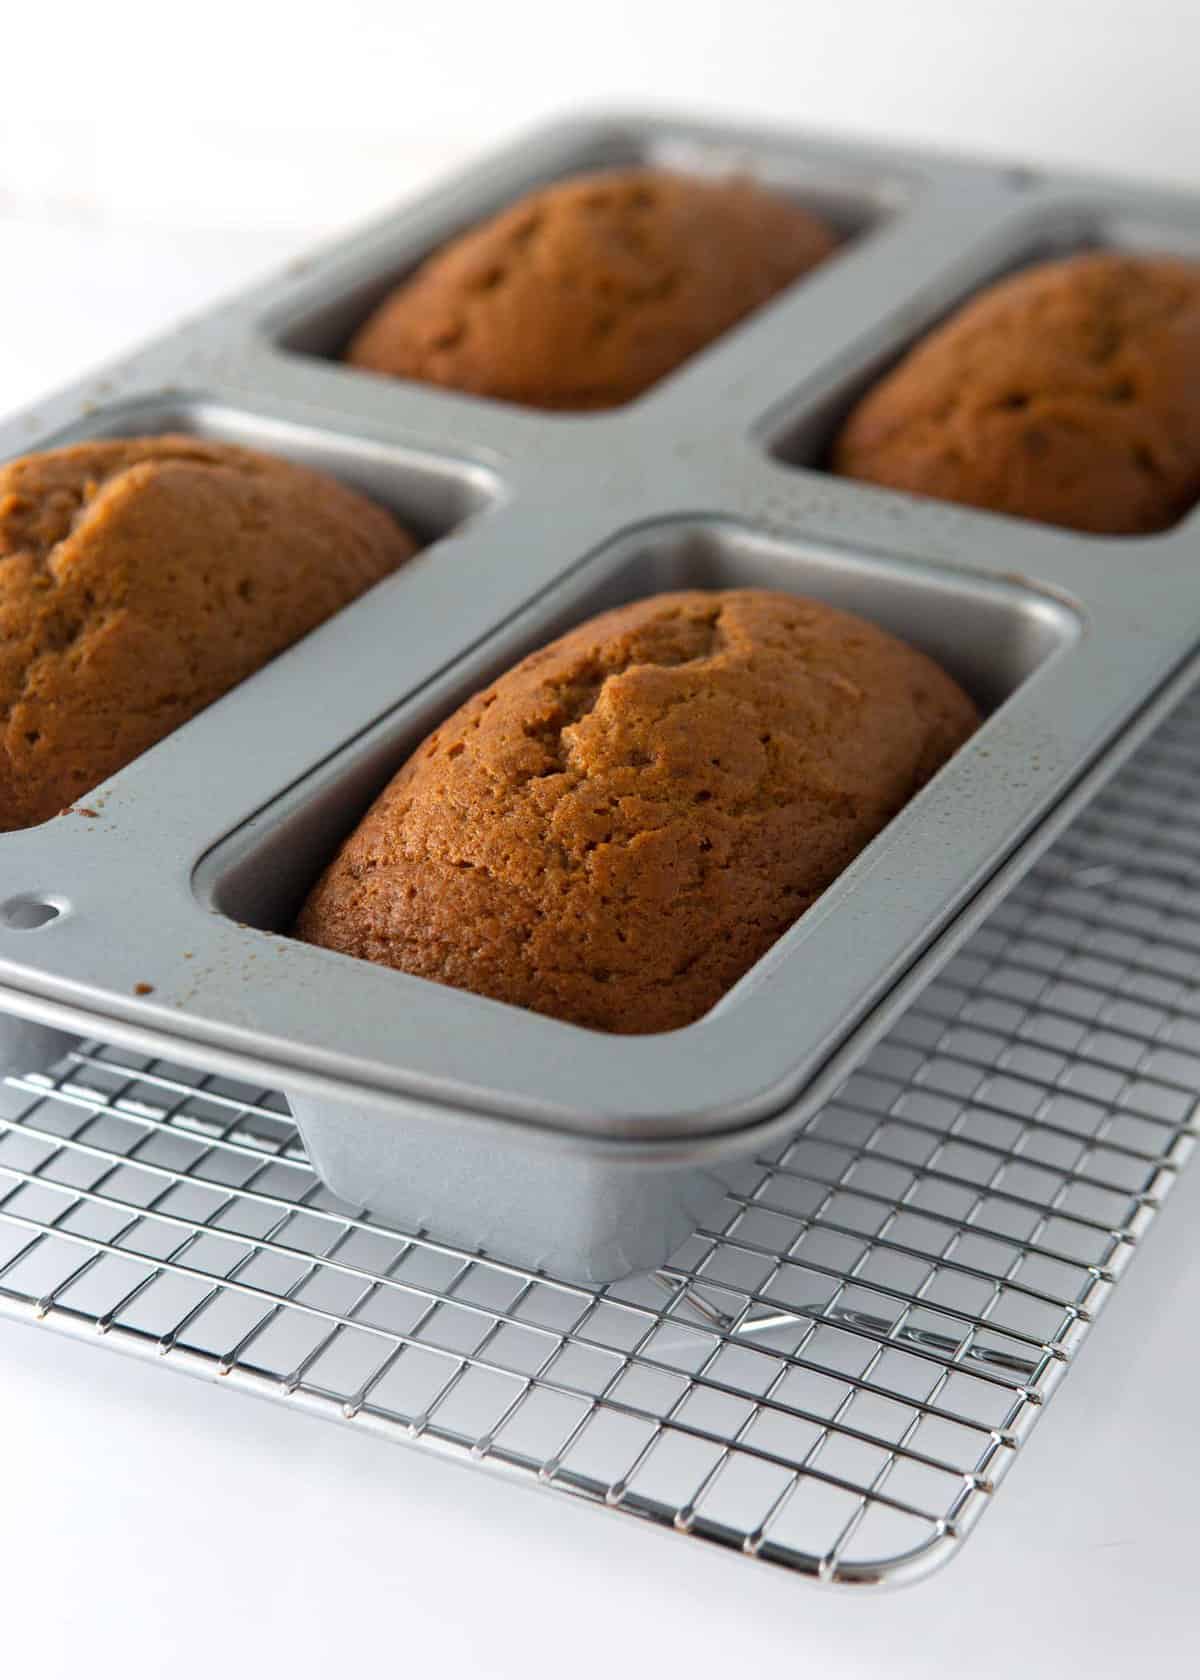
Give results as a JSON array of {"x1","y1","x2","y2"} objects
[
  {"x1": 296, "y1": 588, "x2": 979, "y2": 1034},
  {"x1": 833, "y1": 251, "x2": 1200, "y2": 534},
  {"x1": 345, "y1": 167, "x2": 839, "y2": 410},
  {"x1": 0, "y1": 436, "x2": 417, "y2": 830}
]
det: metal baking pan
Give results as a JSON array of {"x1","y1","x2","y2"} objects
[{"x1": 3, "y1": 109, "x2": 1200, "y2": 1283}]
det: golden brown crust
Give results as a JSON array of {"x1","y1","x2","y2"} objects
[
  {"x1": 832, "y1": 251, "x2": 1200, "y2": 534},
  {"x1": 345, "y1": 168, "x2": 838, "y2": 410},
  {"x1": 0, "y1": 435, "x2": 417, "y2": 829},
  {"x1": 296, "y1": 588, "x2": 978, "y2": 1034}
]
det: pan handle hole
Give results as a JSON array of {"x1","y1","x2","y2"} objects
[{"x1": 0, "y1": 896, "x2": 66, "y2": 930}]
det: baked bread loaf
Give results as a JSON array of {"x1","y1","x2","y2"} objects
[
  {"x1": 0, "y1": 435, "x2": 417, "y2": 830},
  {"x1": 832, "y1": 251, "x2": 1200, "y2": 534},
  {"x1": 297, "y1": 588, "x2": 978, "y2": 1034},
  {"x1": 346, "y1": 168, "x2": 838, "y2": 410}
]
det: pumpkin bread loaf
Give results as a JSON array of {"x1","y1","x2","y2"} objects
[
  {"x1": 296, "y1": 588, "x2": 978, "y2": 1033},
  {"x1": 833, "y1": 251, "x2": 1200, "y2": 534},
  {"x1": 346, "y1": 167, "x2": 838, "y2": 410},
  {"x1": 0, "y1": 436, "x2": 417, "y2": 829}
]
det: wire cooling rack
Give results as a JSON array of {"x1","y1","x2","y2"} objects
[{"x1": 4, "y1": 693, "x2": 1200, "y2": 1587}]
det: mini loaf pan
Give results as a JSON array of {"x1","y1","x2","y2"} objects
[{"x1": 2, "y1": 110, "x2": 1200, "y2": 1283}]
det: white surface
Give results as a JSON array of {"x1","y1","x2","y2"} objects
[
  {"x1": 3, "y1": 0, "x2": 1200, "y2": 234},
  {"x1": 0, "y1": 217, "x2": 309, "y2": 412},
  {"x1": 2, "y1": 203, "x2": 1199, "y2": 1679}
]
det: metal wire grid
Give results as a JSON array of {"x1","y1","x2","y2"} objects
[{"x1": 3, "y1": 696, "x2": 1200, "y2": 1587}]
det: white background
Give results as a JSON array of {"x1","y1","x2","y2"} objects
[
  {"x1": 3, "y1": 0, "x2": 1200, "y2": 236},
  {"x1": 3, "y1": 4, "x2": 1199, "y2": 1675}
]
